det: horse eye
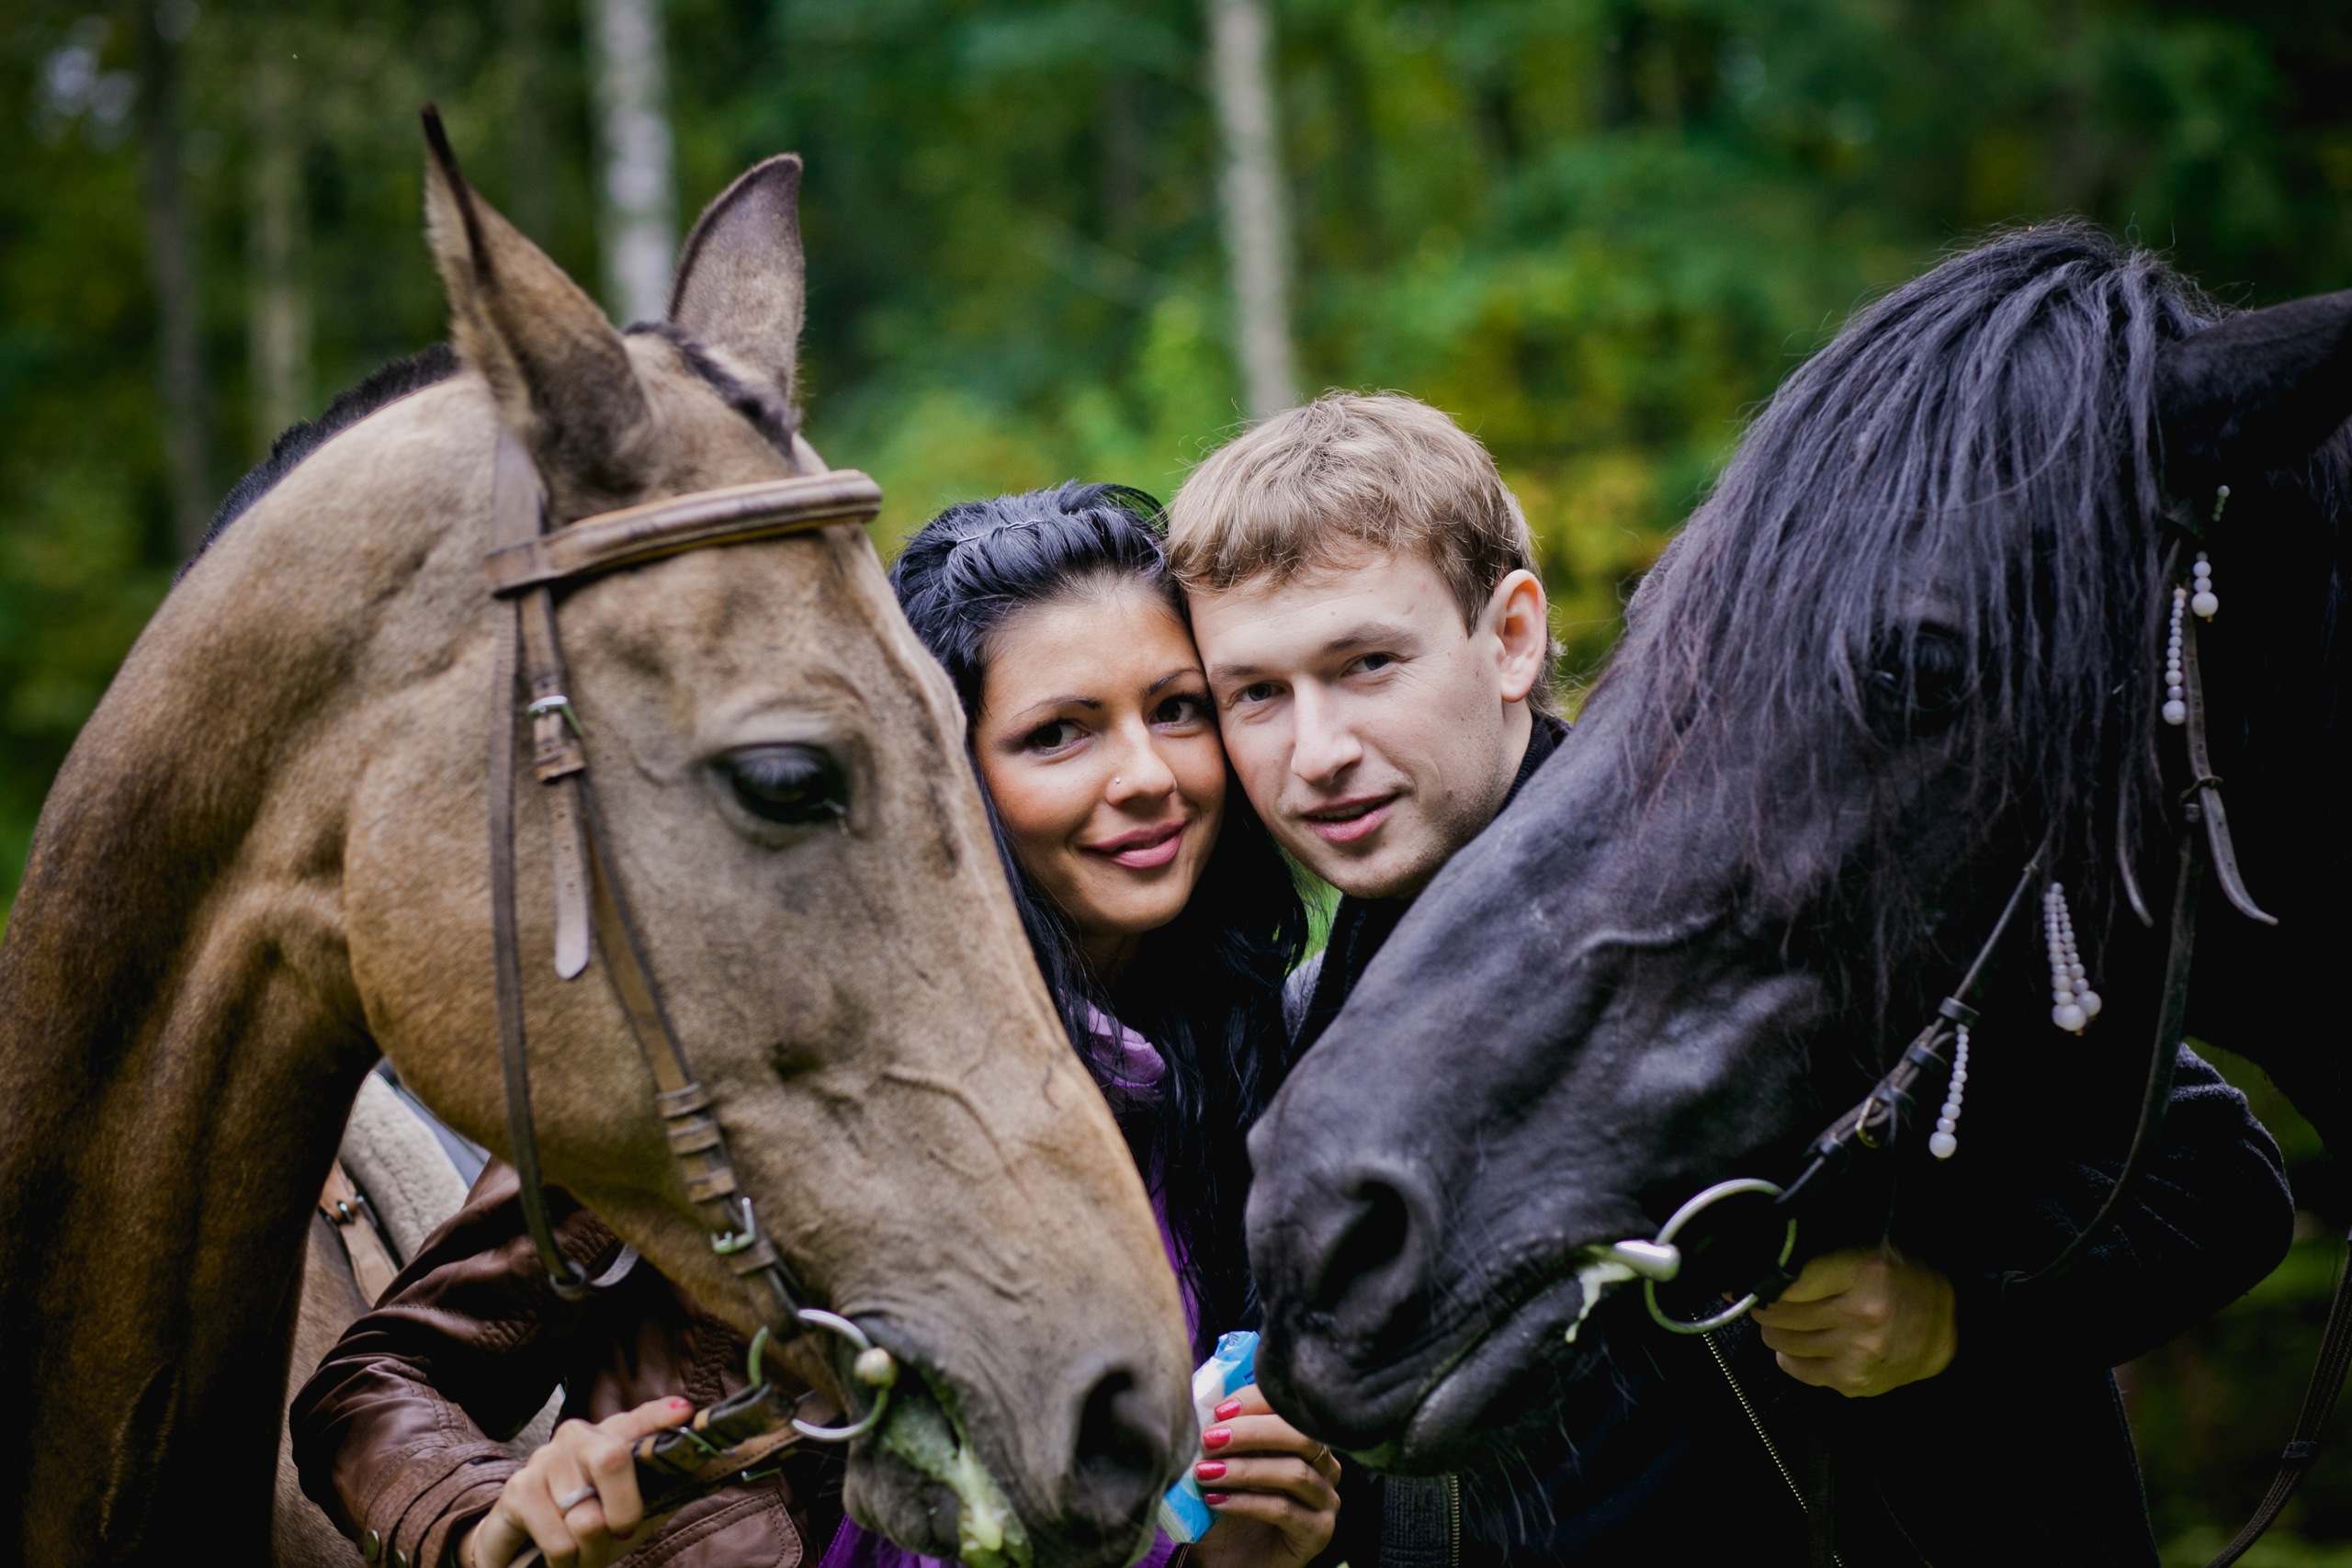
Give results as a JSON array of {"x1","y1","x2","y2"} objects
[
  {"x1": 1864, "y1": 627, "x2": 1970, "y2": 742},
  {"x1": 722, "y1": 744, "x2": 847, "y2": 826}
]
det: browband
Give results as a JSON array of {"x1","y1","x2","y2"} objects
[{"x1": 487, "y1": 469, "x2": 884, "y2": 597}]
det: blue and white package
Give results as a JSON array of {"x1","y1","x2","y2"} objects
[{"x1": 1157, "y1": 1330, "x2": 1260, "y2": 1543}]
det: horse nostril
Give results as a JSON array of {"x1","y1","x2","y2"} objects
[
  {"x1": 1070, "y1": 1365, "x2": 1165, "y2": 1512},
  {"x1": 1312, "y1": 1176, "x2": 1413, "y2": 1314}
]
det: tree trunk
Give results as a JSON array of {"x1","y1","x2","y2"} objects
[
  {"x1": 1205, "y1": 0, "x2": 1296, "y2": 421},
  {"x1": 246, "y1": 44, "x2": 310, "y2": 446},
  {"x1": 136, "y1": 0, "x2": 211, "y2": 554},
  {"x1": 583, "y1": 0, "x2": 678, "y2": 325}
]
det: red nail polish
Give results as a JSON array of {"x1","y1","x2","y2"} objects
[
  {"x1": 1214, "y1": 1398, "x2": 1242, "y2": 1421},
  {"x1": 1202, "y1": 1428, "x2": 1231, "y2": 1450},
  {"x1": 670, "y1": 1398, "x2": 690, "y2": 1410},
  {"x1": 614, "y1": 1528, "x2": 637, "y2": 1541},
  {"x1": 1194, "y1": 1461, "x2": 1226, "y2": 1481},
  {"x1": 1202, "y1": 1493, "x2": 1229, "y2": 1506}
]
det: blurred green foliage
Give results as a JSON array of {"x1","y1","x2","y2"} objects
[{"x1": 5, "y1": 0, "x2": 2352, "y2": 1546}]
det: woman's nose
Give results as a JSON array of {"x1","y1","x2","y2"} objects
[{"x1": 1102, "y1": 726, "x2": 1178, "y2": 806}]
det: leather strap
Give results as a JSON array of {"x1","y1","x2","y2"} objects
[
  {"x1": 486, "y1": 471, "x2": 881, "y2": 596},
  {"x1": 2206, "y1": 1230, "x2": 2352, "y2": 1567},
  {"x1": 486, "y1": 429, "x2": 813, "y2": 1321},
  {"x1": 318, "y1": 1160, "x2": 401, "y2": 1303}
]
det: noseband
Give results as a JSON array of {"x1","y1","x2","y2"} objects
[{"x1": 484, "y1": 427, "x2": 897, "y2": 1441}]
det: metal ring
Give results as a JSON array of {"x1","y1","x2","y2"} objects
[
  {"x1": 554, "y1": 1483, "x2": 598, "y2": 1512},
  {"x1": 1642, "y1": 1178, "x2": 1799, "y2": 1336},
  {"x1": 746, "y1": 1310, "x2": 898, "y2": 1442}
]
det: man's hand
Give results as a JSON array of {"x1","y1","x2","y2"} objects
[{"x1": 1750, "y1": 1246, "x2": 1958, "y2": 1398}]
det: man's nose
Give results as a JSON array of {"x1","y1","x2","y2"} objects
[{"x1": 1288, "y1": 686, "x2": 1363, "y2": 786}]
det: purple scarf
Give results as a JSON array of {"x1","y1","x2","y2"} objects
[{"x1": 820, "y1": 1009, "x2": 1193, "y2": 1568}]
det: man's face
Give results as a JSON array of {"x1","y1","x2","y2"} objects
[{"x1": 1189, "y1": 546, "x2": 1544, "y2": 901}]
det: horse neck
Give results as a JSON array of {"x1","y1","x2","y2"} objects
[{"x1": 0, "y1": 379, "x2": 495, "y2": 1562}]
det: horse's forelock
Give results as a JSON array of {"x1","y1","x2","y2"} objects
[{"x1": 1611, "y1": 224, "x2": 2221, "y2": 1012}]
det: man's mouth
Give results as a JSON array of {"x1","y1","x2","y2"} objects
[
  {"x1": 1301, "y1": 795, "x2": 1396, "y2": 846},
  {"x1": 1082, "y1": 820, "x2": 1186, "y2": 869}
]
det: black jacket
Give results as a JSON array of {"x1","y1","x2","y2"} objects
[{"x1": 1290, "y1": 718, "x2": 2291, "y2": 1566}]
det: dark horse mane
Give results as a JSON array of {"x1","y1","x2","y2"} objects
[{"x1": 1602, "y1": 222, "x2": 2346, "y2": 1021}]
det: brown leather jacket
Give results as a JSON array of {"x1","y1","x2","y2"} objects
[{"x1": 289, "y1": 1161, "x2": 845, "y2": 1568}]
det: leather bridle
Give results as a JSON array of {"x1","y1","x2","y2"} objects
[
  {"x1": 483, "y1": 425, "x2": 899, "y2": 1443},
  {"x1": 1584, "y1": 517, "x2": 2342, "y2": 1566}
]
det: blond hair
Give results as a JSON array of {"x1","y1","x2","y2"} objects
[{"x1": 1167, "y1": 392, "x2": 1557, "y2": 714}]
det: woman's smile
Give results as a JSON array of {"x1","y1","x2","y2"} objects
[{"x1": 1085, "y1": 818, "x2": 1190, "y2": 869}]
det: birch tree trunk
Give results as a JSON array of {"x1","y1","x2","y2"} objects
[
  {"x1": 136, "y1": 0, "x2": 211, "y2": 553},
  {"x1": 584, "y1": 0, "x2": 678, "y2": 325},
  {"x1": 1205, "y1": 0, "x2": 1296, "y2": 421},
  {"x1": 246, "y1": 45, "x2": 310, "y2": 443}
]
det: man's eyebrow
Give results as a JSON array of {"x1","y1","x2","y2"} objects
[{"x1": 1205, "y1": 621, "x2": 1420, "y2": 687}]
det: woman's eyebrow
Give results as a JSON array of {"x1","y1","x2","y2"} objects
[
  {"x1": 1002, "y1": 694, "x2": 1103, "y2": 725},
  {"x1": 1146, "y1": 668, "x2": 1206, "y2": 694}
]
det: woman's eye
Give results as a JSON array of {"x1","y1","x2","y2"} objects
[
  {"x1": 1154, "y1": 694, "x2": 1209, "y2": 727},
  {"x1": 1023, "y1": 719, "x2": 1082, "y2": 752},
  {"x1": 722, "y1": 744, "x2": 848, "y2": 825}
]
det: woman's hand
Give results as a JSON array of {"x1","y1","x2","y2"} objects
[
  {"x1": 1751, "y1": 1246, "x2": 1958, "y2": 1397},
  {"x1": 461, "y1": 1396, "x2": 694, "y2": 1568},
  {"x1": 1186, "y1": 1383, "x2": 1341, "y2": 1568}
]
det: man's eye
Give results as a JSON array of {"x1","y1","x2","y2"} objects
[
  {"x1": 1354, "y1": 652, "x2": 1396, "y2": 674},
  {"x1": 1233, "y1": 682, "x2": 1281, "y2": 706},
  {"x1": 722, "y1": 744, "x2": 847, "y2": 825}
]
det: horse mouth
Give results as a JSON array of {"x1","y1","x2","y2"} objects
[{"x1": 1358, "y1": 1252, "x2": 1636, "y2": 1471}]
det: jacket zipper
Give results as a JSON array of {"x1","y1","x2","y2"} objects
[
  {"x1": 1444, "y1": 1470, "x2": 1460, "y2": 1568},
  {"x1": 1703, "y1": 1331, "x2": 1842, "y2": 1568}
]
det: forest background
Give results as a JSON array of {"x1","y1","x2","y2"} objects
[{"x1": 5, "y1": 0, "x2": 2352, "y2": 1557}]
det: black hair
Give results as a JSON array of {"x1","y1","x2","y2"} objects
[{"x1": 891, "y1": 481, "x2": 1309, "y2": 1349}]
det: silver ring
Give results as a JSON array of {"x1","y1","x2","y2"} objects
[
  {"x1": 554, "y1": 1483, "x2": 598, "y2": 1512},
  {"x1": 1640, "y1": 1178, "x2": 1798, "y2": 1336},
  {"x1": 745, "y1": 1310, "x2": 900, "y2": 1442}
]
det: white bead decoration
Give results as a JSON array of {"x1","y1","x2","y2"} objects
[
  {"x1": 2044, "y1": 882, "x2": 2100, "y2": 1034},
  {"x1": 2163, "y1": 586, "x2": 2188, "y2": 727},
  {"x1": 2190, "y1": 551, "x2": 2218, "y2": 620},
  {"x1": 1928, "y1": 1022, "x2": 1970, "y2": 1161}
]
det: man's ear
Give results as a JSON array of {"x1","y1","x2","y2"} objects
[
  {"x1": 1487, "y1": 569, "x2": 1550, "y2": 705},
  {"x1": 421, "y1": 107, "x2": 650, "y2": 515},
  {"x1": 668, "y1": 155, "x2": 806, "y2": 404}
]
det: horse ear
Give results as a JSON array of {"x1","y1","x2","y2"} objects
[
  {"x1": 421, "y1": 107, "x2": 650, "y2": 513},
  {"x1": 667, "y1": 155, "x2": 806, "y2": 403},
  {"x1": 2157, "y1": 288, "x2": 2352, "y2": 498}
]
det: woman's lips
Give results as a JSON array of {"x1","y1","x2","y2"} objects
[
  {"x1": 1304, "y1": 795, "x2": 1394, "y2": 845},
  {"x1": 1085, "y1": 820, "x2": 1186, "y2": 869}
]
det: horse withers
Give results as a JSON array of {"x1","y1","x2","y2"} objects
[
  {"x1": 1243, "y1": 228, "x2": 2352, "y2": 1547},
  {"x1": 0, "y1": 126, "x2": 1193, "y2": 1566}
]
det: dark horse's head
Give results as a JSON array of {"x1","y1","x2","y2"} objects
[{"x1": 1246, "y1": 225, "x2": 2352, "y2": 1468}]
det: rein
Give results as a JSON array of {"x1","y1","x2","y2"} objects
[{"x1": 484, "y1": 429, "x2": 899, "y2": 1446}]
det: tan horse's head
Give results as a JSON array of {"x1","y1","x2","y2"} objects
[{"x1": 0, "y1": 127, "x2": 1189, "y2": 1567}]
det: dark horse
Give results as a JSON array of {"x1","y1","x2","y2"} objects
[{"x1": 1245, "y1": 226, "x2": 2352, "y2": 1551}]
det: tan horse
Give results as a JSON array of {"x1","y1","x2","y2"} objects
[{"x1": 0, "y1": 128, "x2": 1192, "y2": 1567}]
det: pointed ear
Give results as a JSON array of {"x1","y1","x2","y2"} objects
[
  {"x1": 2157, "y1": 288, "x2": 2352, "y2": 498},
  {"x1": 421, "y1": 107, "x2": 650, "y2": 514},
  {"x1": 667, "y1": 155, "x2": 806, "y2": 402}
]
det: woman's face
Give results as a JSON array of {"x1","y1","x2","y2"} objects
[{"x1": 973, "y1": 581, "x2": 1227, "y2": 972}]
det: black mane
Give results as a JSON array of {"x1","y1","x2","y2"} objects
[
  {"x1": 197, "y1": 343, "x2": 460, "y2": 559},
  {"x1": 1607, "y1": 224, "x2": 2222, "y2": 987}
]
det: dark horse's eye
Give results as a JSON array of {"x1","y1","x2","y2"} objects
[
  {"x1": 722, "y1": 744, "x2": 848, "y2": 826},
  {"x1": 1864, "y1": 626, "x2": 1971, "y2": 742}
]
